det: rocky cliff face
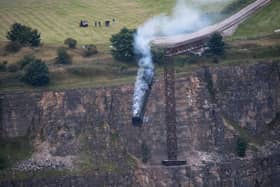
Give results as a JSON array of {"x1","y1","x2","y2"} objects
[{"x1": 0, "y1": 62, "x2": 280, "y2": 187}]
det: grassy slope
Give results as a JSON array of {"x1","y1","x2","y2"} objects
[
  {"x1": 1, "y1": 0, "x2": 279, "y2": 92},
  {"x1": 1, "y1": 34, "x2": 280, "y2": 92},
  {"x1": 232, "y1": 0, "x2": 280, "y2": 39},
  {"x1": 0, "y1": 0, "x2": 170, "y2": 45},
  {"x1": 0, "y1": 0, "x2": 231, "y2": 46}
]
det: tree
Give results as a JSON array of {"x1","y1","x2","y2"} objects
[
  {"x1": 110, "y1": 27, "x2": 136, "y2": 62},
  {"x1": 22, "y1": 59, "x2": 49, "y2": 86},
  {"x1": 7, "y1": 23, "x2": 41, "y2": 47},
  {"x1": 56, "y1": 48, "x2": 72, "y2": 64},
  {"x1": 206, "y1": 32, "x2": 225, "y2": 56},
  {"x1": 64, "y1": 38, "x2": 77, "y2": 49}
]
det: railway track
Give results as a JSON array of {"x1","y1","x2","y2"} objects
[{"x1": 152, "y1": 0, "x2": 272, "y2": 56}]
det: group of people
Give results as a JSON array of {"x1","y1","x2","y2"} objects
[{"x1": 80, "y1": 18, "x2": 116, "y2": 28}]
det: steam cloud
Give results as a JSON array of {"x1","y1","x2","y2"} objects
[{"x1": 132, "y1": 0, "x2": 212, "y2": 121}]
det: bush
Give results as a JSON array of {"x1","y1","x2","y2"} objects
[
  {"x1": 110, "y1": 27, "x2": 136, "y2": 62},
  {"x1": 236, "y1": 137, "x2": 247, "y2": 157},
  {"x1": 5, "y1": 41, "x2": 22, "y2": 53},
  {"x1": 7, "y1": 63, "x2": 19, "y2": 72},
  {"x1": 56, "y1": 48, "x2": 72, "y2": 64},
  {"x1": 18, "y1": 55, "x2": 35, "y2": 69},
  {"x1": 206, "y1": 32, "x2": 225, "y2": 56},
  {"x1": 64, "y1": 38, "x2": 77, "y2": 49},
  {"x1": 7, "y1": 22, "x2": 41, "y2": 47},
  {"x1": 22, "y1": 59, "x2": 49, "y2": 86},
  {"x1": 141, "y1": 142, "x2": 150, "y2": 163},
  {"x1": 83, "y1": 44, "x2": 98, "y2": 57}
]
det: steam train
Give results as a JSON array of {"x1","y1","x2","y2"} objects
[
  {"x1": 132, "y1": 68, "x2": 154, "y2": 127},
  {"x1": 132, "y1": 85, "x2": 152, "y2": 126}
]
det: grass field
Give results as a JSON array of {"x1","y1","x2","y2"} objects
[
  {"x1": 232, "y1": 0, "x2": 280, "y2": 39},
  {"x1": 0, "y1": 0, "x2": 232, "y2": 46}
]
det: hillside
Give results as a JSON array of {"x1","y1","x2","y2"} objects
[
  {"x1": 233, "y1": 0, "x2": 280, "y2": 39},
  {"x1": 0, "y1": 0, "x2": 232, "y2": 45},
  {"x1": 0, "y1": 1, "x2": 280, "y2": 186}
]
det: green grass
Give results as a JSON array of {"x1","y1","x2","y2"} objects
[
  {"x1": 0, "y1": 0, "x2": 232, "y2": 46},
  {"x1": 0, "y1": 0, "x2": 149, "y2": 45},
  {"x1": 232, "y1": 0, "x2": 280, "y2": 39},
  {"x1": 221, "y1": 0, "x2": 255, "y2": 15}
]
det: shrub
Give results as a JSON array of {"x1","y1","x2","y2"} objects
[
  {"x1": 7, "y1": 63, "x2": 19, "y2": 72},
  {"x1": 83, "y1": 44, "x2": 98, "y2": 57},
  {"x1": 110, "y1": 27, "x2": 136, "y2": 62},
  {"x1": 64, "y1": 38, "x2": 77, "y2": 49},
  {"x1": 18, "y1": 55, "x2": 35, "y2": 69},
  {"x1": 5, "y1": 41, "x2": 22, "y2": 53},
  {"x1": 206, "y1": 32, "x2": 225, "y2": 56},
  {"x1": 22, "y1": 59, "x2": 49, "y2": 86},
  {"x1": 141, "y1": 142, "x2": 150, "y2": 163},
  {"x1": 56, "y1": 47, "x2": 72, "y2": 64},
  {"x1": 236, "y1": 137, "x2": 248, "y2": 157},
  {"x1": 7, "y1": 22, "x2": 41, "y2": 47}
]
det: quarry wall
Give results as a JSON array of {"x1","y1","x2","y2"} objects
[{"x1": 0, "y1": 62, "x2": 280, "y2": 186}]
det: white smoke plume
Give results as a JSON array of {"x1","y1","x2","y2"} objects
[{"x1": 132, "y1": 0, "x2": 212, "y2": 121}]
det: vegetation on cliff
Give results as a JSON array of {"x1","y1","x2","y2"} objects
[{"x1": 0, "y1": 137, "x2": 33, "y2": 171}]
